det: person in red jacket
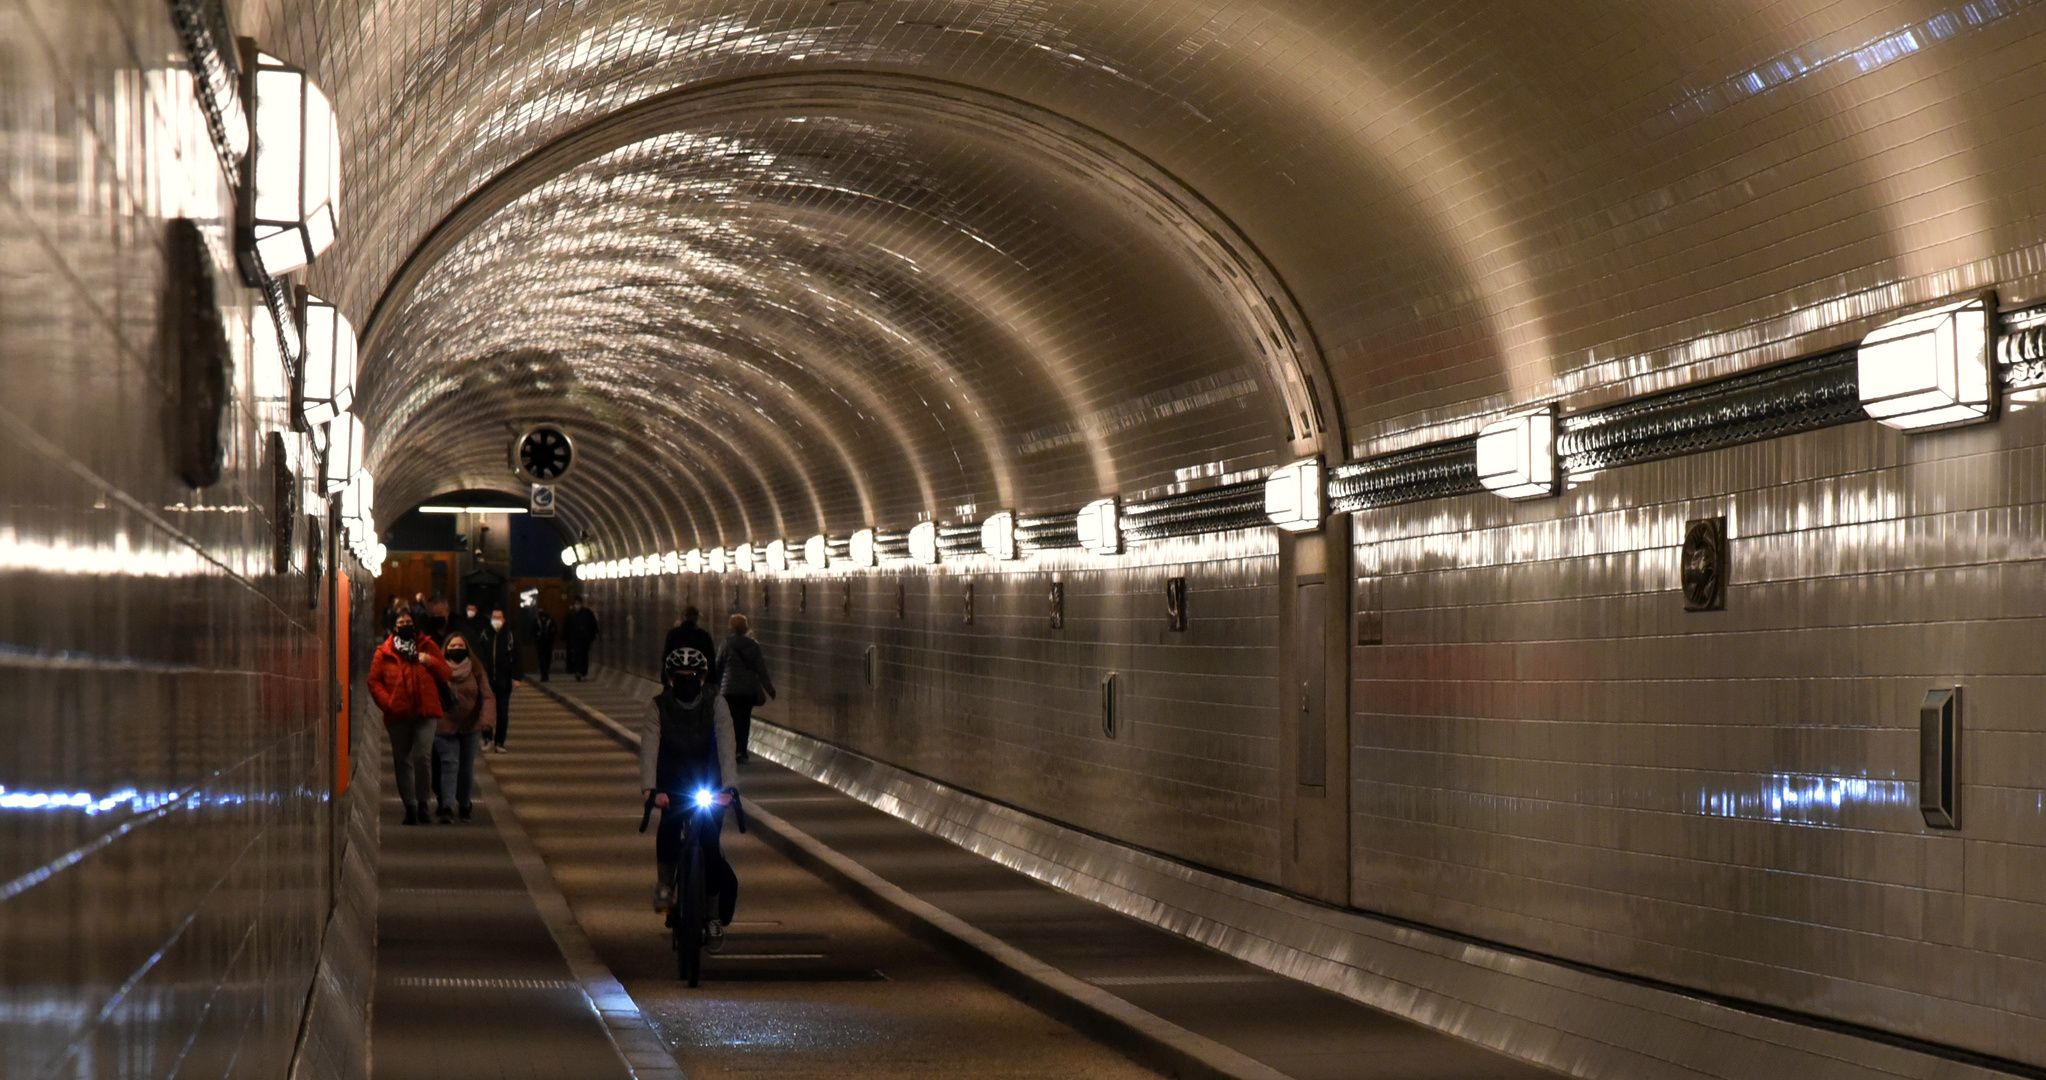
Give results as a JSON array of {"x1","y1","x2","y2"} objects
[{"x1": 369, "y1": 610, "x2": 452, "y2": 825}]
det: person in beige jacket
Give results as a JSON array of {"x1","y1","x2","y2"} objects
[{"x1": 433, "y1": 631, "x2": 496, "y2": 824}]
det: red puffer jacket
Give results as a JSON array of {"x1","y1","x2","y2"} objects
[{"x1": 368, "y1": 635, "x2": 452, "y2": 723}]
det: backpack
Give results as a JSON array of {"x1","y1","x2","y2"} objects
[{"x1": 652, "y1": 691, "x2": 719, "y2": 791}]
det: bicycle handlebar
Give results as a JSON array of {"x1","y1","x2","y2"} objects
[{"x1": 639, "y1": 789, "x2": 746, "y2": 834}]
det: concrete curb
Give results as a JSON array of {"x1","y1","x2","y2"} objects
[
  {"x1": 476, "y1": 756, "x2": 688, "y2": 1080},
  {"x1": 530, "y1": 678, "x2": 1291, "y2": 1080}
]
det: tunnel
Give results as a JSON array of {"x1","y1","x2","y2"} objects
[{"x1": 5, "y1": 1, "x2": 2046, "y2": 1078}]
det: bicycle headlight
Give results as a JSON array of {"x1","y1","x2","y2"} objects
[{"x1": 693, "y1": 788, "x2": 715, "y2": 809}]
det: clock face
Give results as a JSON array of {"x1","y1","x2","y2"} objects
[{"x1": 515, "y1": 426, "x2": 574, "y2": 482}]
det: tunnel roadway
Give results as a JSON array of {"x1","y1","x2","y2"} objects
[{"x1": 370, "y1": 679, "x2": 1559, "y2": 1080}]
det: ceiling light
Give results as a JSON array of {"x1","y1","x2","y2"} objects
[
  {"x1": 849, "y1": 529, "x2": 877, "y2": 567},
  {"x1": 980, "y1": 511, "x2": 1018, "y2": 560},
  {"x1": 323, "y1": 412, "x2": 362, "y2": 495},
  {"x1": 238, "y1": 47, "x2": 340, "y2": 280},
  {"x1": 297, "y1": 290, "x2": 356, "y2": 429},
  {"x1": 686, "y1": 548, "x2": 703, "y2": 573},
  {"x1": 1858, "y1": 294, "x2": 1996, "y2": 431},
  {"x1": 709, "y1": 547, "x2": 729, "y2": 574},
  {"x1": 418, "y1": 505, "x2": 528, "y2": 515},
  {"x1": 805, "y1": 534, "x2": 829, "y2": 569},
  {"x1": 1263, "y1": 458, "x2": 1325, "y2": 532},
  {"x1": 1476, "y1": 407, "x2": 1559, "y2": 500},
  {"x1": 662, "y1": 551, "x2": 680, "y2": 574},
  {"x1": 1076, "y1": 498, "x2": 1121, "y2": 556},
  {"x1": 560, "y1": 545, "x2": 579, "y2": 566},
  {"x1": 766, "y1": 539, "x2": 789, "y2": 573},
  {"x1": 908, "y1": 522, "x2": 940, "y2": 565},
  {"x1": 735, "y1": 543, "x2": 756, "y2": 573}
]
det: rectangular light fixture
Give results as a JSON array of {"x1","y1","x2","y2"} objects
[
  {"x1": 766, "y1": 539, "x2": 789, "y2": 573},
  {"x1": 684, "y1": 549, "x2": 703, "y2": 573},
  {"x1": 980, "y1": 511, "x2": 1018, "y2": 560},
  {"x1": 1076, "y1": 498, "x2": 1121, "y2": 556},
  {"x1": 1857, "y1": 294, "x2": 1996, "y2": 431},
  {"x1": 1476, "y1": 406, "x2": 1558, "y2": 500},
  {"x1": 849, "y1": 528, "x2": 878, "y2": 567},
  {"x1": 323, "y1": 411, "x2": 363, "y2": 495},
  {"x1": 630, "y1": 555, "x2": 648, "y2": 577},
  {"x1": 709, "y1": 547, "x2": 730, "y2": 574},
  {"x1": 908, "y1": 522, "x2": 940, "y2": 565},
  {"x1": 805, "y1": 534, "x2": 829, "y2": 569},
  {"x1": 560, "y1": 545, "x2": 580, "y2": 566},
  {"x1": 735, "y1": 543, "x2": 757, "y2": 573},
  {"x1": 240, "y1": 47, "x2": 340, "y2": 280},
  {"x1": 298, "y1": 290, "x2": 356, "y2": 429},
  {"x1": 1263, "y1": 458, "x2": 1325, "y2": 532},
  {"x1": 418, "y1": 505, "x2": 528, "y2": 515}
]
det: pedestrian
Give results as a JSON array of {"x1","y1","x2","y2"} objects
[
  {"x1": 409, "y1": 591, "x2": 429, "y2": 628},
  {"x1": 564, "y1": 597, "x2": 599, "y2": 681},
  {"x1": 383, "y1": 596, "x2": 403, "y2": 634},
  {"x1": 532, "y1": 605, "x2": 557, "y2": 682},
  {"x1": 425, "y1": 592, "x2": 450, "y2": 642},
  {"x1": 368, "y1": 610, "x2": 452, "y2": 826},
  {"x1": 664, "y1": 605, "x2": 717, "y2": 686},
  {"x1": 716, "y1": 613, "x2": 774, "y2": 764},
  {"x1": 455, "y1": 600, "x2": 484, "y2": 644},
  {"x1": 477, "y1": 607, "x2": 523, "y2": 752},
  {"x1": 433, "y1": 631, "x2": 494, "y2": 823}
]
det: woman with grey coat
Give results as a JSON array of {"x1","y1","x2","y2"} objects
[{"x1": 715, "y1": 614, "x2": 775, "y2": 763}]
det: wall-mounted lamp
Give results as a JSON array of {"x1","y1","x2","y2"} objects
[
  {"x1": 560, "y1": 545, "x2": 579, "y2": 567},
  {"x1": 237, "y1": 45, "x2": 340, "y2": 281},
  {"x1": 980, "y1": 511, "x2": 1018, "y2": 560},
  {"x1": 805, "y1": 534, "x2": 829, "y2": 570},
  {"x1": 1076, "y1": 498, "x2": 1121, "y2": 556},
  {"x1": 657, "y1": 551, "x2": 676, "y2": 574},
  {"x1": 766, "y1": 539, "x2": 789, "y2": 573},
  {"x1": 322, "y1": 411, "x2": 362, "y2": 495},
  {"x1": 735, "y1": 543, "x2": 757, "y2": 573},
  {"x1": 1858, "y1": 295, "x2": 1996, "y2": 431},
  {"x1": 908, "y1": 522, "x2": 940, "y2": 565},
  {"x1": 297, "y1": 290, "x2": 355, "y2": 428},
  {"x1": 685, "y1": 549, "x2": 703, "y2": 573},
  {"x1": 1263, "y1": 458, "x2": 1325, "y2": 532},
  {"x1": 1476, "y1": 406, "x2": 1558, "y2": 500},
  {"x1": 849, "y1": 528, "x2": 878, "y2": 567},
  {"x1": 709, "y1": 547, "x2": 729, "y2": 574}
]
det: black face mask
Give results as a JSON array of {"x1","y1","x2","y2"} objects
[
  {"x1": 396, "y1": 625, "x2": 418, "y2": 641},
  {"x1": 667, "y1": 674, "x2": 703, "y2": 698},
  {"x1": 445, "y1": 648, "x2": 469, "y2": 664}
]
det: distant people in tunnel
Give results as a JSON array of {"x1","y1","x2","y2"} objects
[
  {"x1": 384, "y1": 595, "x2": 404, "y2": 634},
  {"x1": 717, "y1": 613, "x2": 775, "y2": 764},
  {"x1": 425, "y1": 593, "x2": 451, "y2": 642},
  {"x1": 565, "y1": 597, "x2": 599, "y2": 680},
  {"x1": 370, "y1": 611, "x2": 453, "y2": 826},
  {"x1": 531, "y1": 604, "x2": 557, "y2": 682},
  {"x1": 664, "y1": 605, "x2": 717, "y2": 686},
  {"x1": 455, "y1": 601, "x2": 484, "y2": 646},
  {"x1": 478, "y1": 608, "x2": 522, "y2": 752},
  {"x1": 434, "y1": 631, "x2": 494, "y2": 824}
]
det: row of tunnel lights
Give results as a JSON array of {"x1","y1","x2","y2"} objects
[{"x1": 572, "y1": 293, "x2": 1994, "y2": 580}]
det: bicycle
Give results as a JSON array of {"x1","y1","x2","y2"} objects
[{"x1": 641, "y1": 786, "x2": 746, "y2": 986}]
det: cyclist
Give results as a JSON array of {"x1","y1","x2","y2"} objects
[{"x1": 640, "y1": 646, "x2": 740, "y2": 947}]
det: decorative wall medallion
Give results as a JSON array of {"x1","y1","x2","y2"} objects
[
  {"x1": 963, "y1": 581, "x2": 975, "y2": 625},
  {"x1": 730, "y1": 585, "x2": 741, "y2": 612},
  {"x1": 760, "y1": 583, "x2": 771, "y2": 612},
  {"x1": 161, "y1": 218, "x2": 231, "y2": 488},
  {"x1": 895, "y1": 580, "x2": 906, "y2": 619},
  {"x1": 842, "y1": 580, "x2": 853, "y2": 615},
  {"x1": 1682, "y1": 517, "x2": 1728, "y2": 611},
  {"x1": 266, "y1": 432, "x2": 296, "y2": 575},
  {"x1": 798, "y1": 581, "x2": 807, "y2": 613},
  {"x1": 1165, "y1": 576, "x2": 1187, "y2": 631},
  {"x1": 305, "y1": 515, "x2": 324, "y2": 611},
  {"x1": 511, "y1": 424, "x2": 575, "y2": 482},
  {"x1": 1048, "y1": 581, "x2": 1065, "y2": 629}
]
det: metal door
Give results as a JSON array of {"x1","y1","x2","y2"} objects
[{"x1": 1280, "y1": 522, "x2": 1350, "y2": 904}]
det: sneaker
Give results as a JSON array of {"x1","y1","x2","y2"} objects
[
  {"x1": 436, "y1": 806, "x2": 455, "y2": 824},
  {"x1": 653, "y1": 883, "x2": 675, "y2": 911},
  {"x1": 706, "y1": 921, "x2": 725, "y2": 953},
  {"x1": 401, "y1": 806, "x2": 418, "y2": 826},
  {"x1": 458, "y1": 804, "x2": 473, "y2": 823}
]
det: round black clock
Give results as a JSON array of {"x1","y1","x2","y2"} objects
[{"x1": 512, "y1": 425, "x2": 575, "y2": 482}]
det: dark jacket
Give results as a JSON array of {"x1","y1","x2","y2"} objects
[
  {"x1": 565, "y1": 607, "x2": 600, "y2": 648},
  {"x1": 476, "y1": 622, "x2": 522, "y2": 684},
  {"x1": 664, "y1": 621, "x2": 718, "y2": 681},
  {"x1": 532, "y1": 610, "x2": 556, "y2": 647},
  {"x1": 717, "y1": 632, "x2": 774, "y2": 700},
  {"x1": 639, "y1": 690, "x2": 737, "y2": 794},
  {"x1": 437, "y1": 657, "x2": 497, "y2": 736},
  {"x1": 368, "y1": 635, "x2": 452, "y2": 722}
]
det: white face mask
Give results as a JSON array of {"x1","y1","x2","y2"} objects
[
  {"x1": 490, "y1": 617, "x2": 505, "y2": 630},
  {"x1": 466, "y1": 608, "x2": 477, "y2": 619}
]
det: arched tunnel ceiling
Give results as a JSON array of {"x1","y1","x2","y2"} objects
[{"x1": 229, "y1": 0, "x2": 2046, "y2": 551}]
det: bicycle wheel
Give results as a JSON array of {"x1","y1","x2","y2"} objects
[{"x1": 678, "y1": 840, "x2": 706, "y2": 986}]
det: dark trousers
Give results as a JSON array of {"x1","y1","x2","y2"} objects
[
  {"x1": 536, "y1": 641, "x2": 554, "y2": 681},
  {"x1": 656, "y1": 803, "x2": 738, "y2": 924},
  {"x1": 434, "y1": 731, "x2": 479, "y2": 809},
  {"x1": 724, "y1": 695, "x2": 756, "y2": 760},
  {"x1": 567, "y1": 644, "x2": 591, "y2": 678},
  {"x1": 491, "y1": 679, "x2": 513, "y2": 747},
  {"x1": 388, "y1": 718, "x2": 434, "y2": 812}
]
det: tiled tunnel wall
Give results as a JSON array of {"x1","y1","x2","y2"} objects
[{"x1": 0, "y1": 0, "x2": 337, "y2": 1075}]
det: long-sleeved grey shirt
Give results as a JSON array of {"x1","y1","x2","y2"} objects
[{"x1": 638, "y1": 692, "x2": 738, "y2": 794}]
